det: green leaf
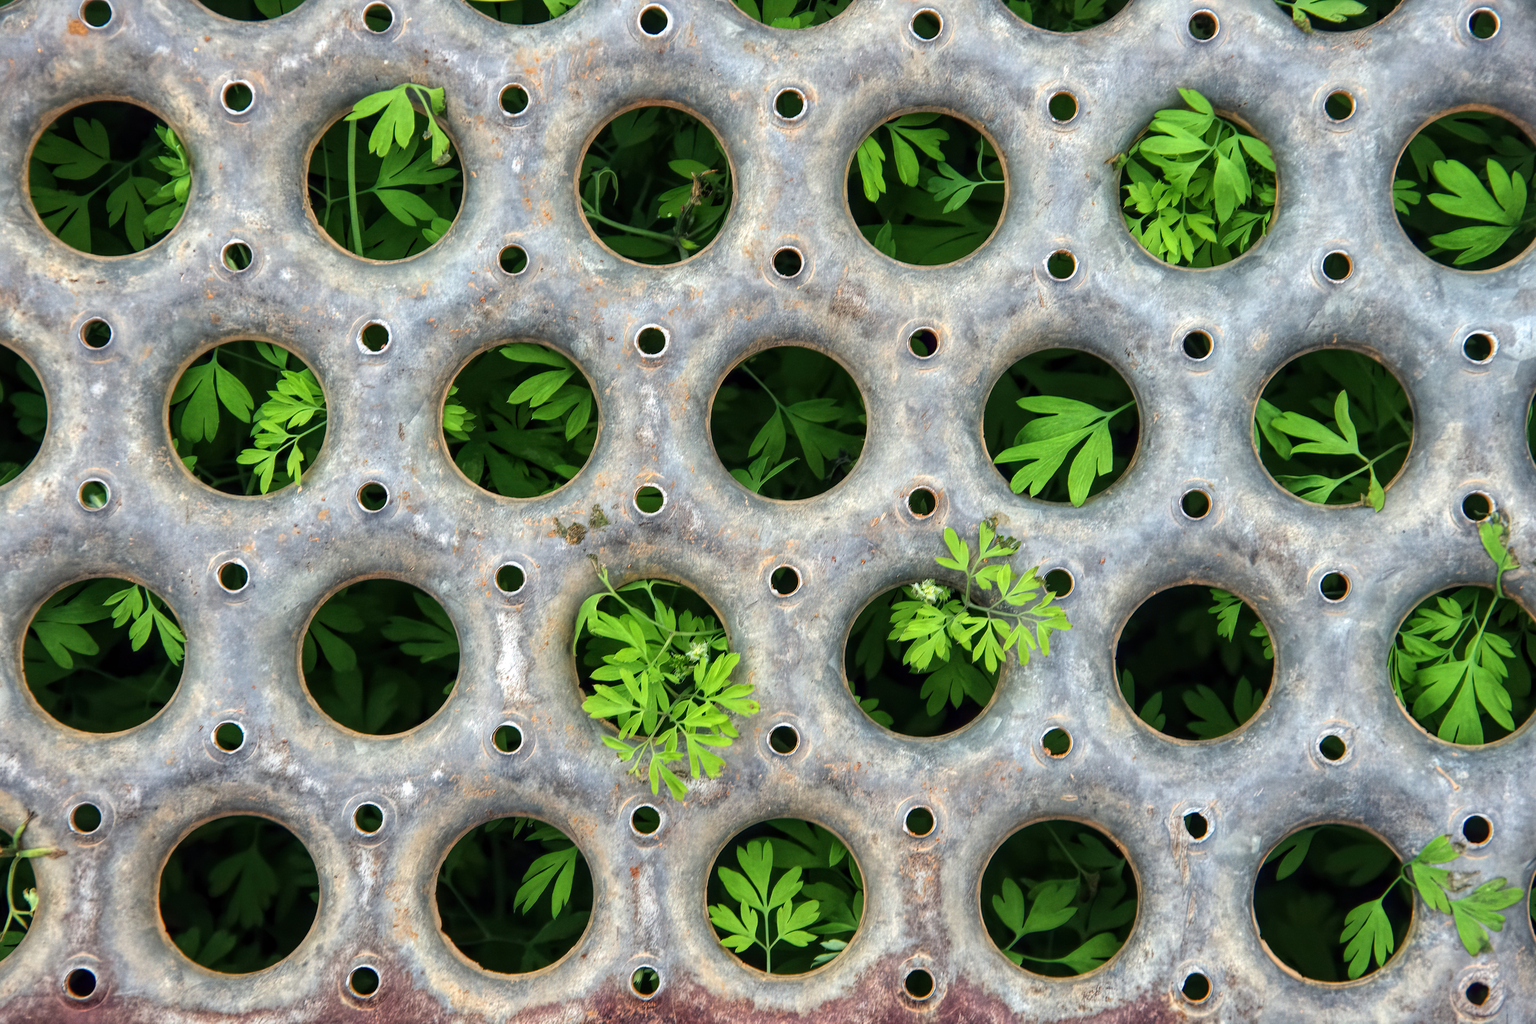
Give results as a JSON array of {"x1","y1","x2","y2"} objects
[
  {"x1": 1341, "y1": 899, "x2": 1394, "y2": 979},
  {"x1": 1021, "y1": 878, "x2": 1079, "y2": 935}
]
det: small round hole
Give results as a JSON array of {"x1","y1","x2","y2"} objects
[
  {"x1": 492, "y1": 723, "x2": 523, "y2": 753},
  {"x1": 80, "y1": 319, "x2": 113, "y2": 349},
  {"x1": 910, "y1": 9, "x2": 941, "y2": 39},
  {"x1": 1466, "y1": 981, "x2": 1491, "y2": 1005},
  {"x1": 1181, "y1": 972, "x2": 1211, "y2": 1001},
  {"x1": 908, "y1": 328, "x2": 939, "y2": 358},
  {"x1": 638, "y1": 4, "x2": 669, "y2": 34},
  {"x1": 498, "y1": 244, "x2": 529, "y2": 275},
  {"x1": 363, "y1": 2, "x2": 393, "y2": 31},
  {"x1": 357, "y1": 482, "x2": 389, "y2": 511},
  {"x1": 1182, "y1": 330, "x2": 1213, "y2": 360},
  {"x1": 214, "y1": 721, "x2": 245, "y2": 752},
  {"x1": 221, "y1": 241, "x2": 252, "y2": 271},
  {"x1": 1188, "y1": 10, "x2": 1218, "y2": 39},
  {"x1": 1324, "y1": 91, "x2": 1355, "y2": 122},
  {"x1": 1469, "y1": 8, "x2": 1499, "y2": 39},
  {"x1": 1463, "y1": 332, "x2": 1496, "y2": 363},
  {"x1": 774, "y1": 89, "x2": 805, "y2": 119},
  {"x1": 631, "y1": 805, "x2": 661, "y2": 835},
  {"x1": 1322, "y1": 251, "x2": 1352, "y2": 282},
  {"x1": 495, "y1": 563, "x2": 526, "y2": 594},
  {"x1": 499, "y1": 84, "x2": 529, "y2": 116},
  {"x1": 634, "y1": 485, "x2": 665, "y2": 513},
  {"x1": 359, "y1": 322, "x2": 390, "y2": 352},
  {"x1": 353, "y1": 803, "x2": 384, "y2": 834},
  {"x1": 770, "y1": 566, "x2": 801, "y2": 596},
  {"x1": 1462, "y1": 492, "x2": 1493, "y2": 522},
  {"x1": 1182, "y1": 812, "x2": 1209, "y2": 840},
  {"x1": 71, "y1": 803, "x2": 102, "y2": 834},
  {"x1": 631, "y1": 966, "x2": 660, "y2": 997},
  {"x1": 907, "y1": 487, "x2": 936, "y2": 516},
  {"x1": 1461, "y1": 814, "x2": 1492, "y2": 845},
  {"x1": 635, "y1": 325, "x2": 668, "y2": 356},
  {"x1": 1181, "y1": 489, "x2": 1211, "y2": 519},
  {"x1": 348, "y1": 965, "x2": 380, "y2": 997},
  {"x1": 904, "y1": 807, "x2": 935, "y2": 837},
  {"x1": 1318, "y1": 734, "x2": 1347, "y2": 761},
  {"x1": 221, "y1": 81, "x2": 253, "y2": 114},
  {"x1": 1048, "y1": 91, "x2": 1078, "y2": 123},
  {"x1": 217, "y1": 561, "x2": 249, "y2": 592},
  {"x1": 65, "y1": 968, "x2": 97, "y2": 999},
  {"x1": 80, "y1": 0, "x2": 112, "y2": 27},
  {"x1": 904, "y1": 968, "x2": 935, "y2": 999},
  {"x1": 768, "y1": 724, "x2": 800, "y2": 754},
  {"x1": 772, "y1": 247, "x2": 803, "y2": 278},
  {"x1": 1319, "y1": 572, "x2": 1349, "y2": 602},
  {"x1": 1045, "y1": 250, "x2": 1076, "y2": 280},
  {"x1": 1044, "y1": 568, "x2": 1074, "y2": 597},
  {"x1": 1041, "y1": 727, "x2": 1071, "y2": 757},
  {"x1": 77, "y1": 479, "x2": 110, "y2": 510}
]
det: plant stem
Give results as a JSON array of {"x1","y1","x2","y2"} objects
[
  {"x1": 579, "y1": 202, "x2": 679, "y2": 244},
  {"x1": 347, "y1": 119, "x2": 364, "y2": 255}
]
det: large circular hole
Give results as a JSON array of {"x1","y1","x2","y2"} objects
[
  {"x1": 1318, "y1": 733, "x2": 1347, "y2": 761},
  {"x1": 1255, "y1": 349, "x2": 1411, "y2": 510},
  {"x1": 462, "y1": 0, "x2": 578, "y2": 25},
  {"x1": 579, "y1": 106, "x2": 731, "y2": 265},
  {"x1": 213, "y1": 721, "x2": 245, "y2": 752},
  {"x1": 307, "y1": 87, "x2": 462, "y2": 260},
  {"x1": 984, "y1": 348, "x2": 1139, "y2": 506},
  {"x1": 24, "y1": 578, "x2": 186, "y2": 732},
  {"x1": 1462, "y1": 491, "x2": 1492, "y2": 521},
  {"x1": 847, "y1": 112, "x2": 1005, "y2": 265},
  {"x1": 982, "y1": 819, "x2": 1137, "y2": 976},
  {"x1": 1254, "y1": 824, "x2": 1409, "y2": 981},
  {"x1": 907, "y1": 487, "x2": 936, "y2": 516},
  {"x1": 634, "y1": 485, "x2": 665, "y2": 513},
  {"x1": 638, "y1": 4, "x2": 669, "y2": 33},
  {"x1": 217, "y1": 561, "x2": 249, "y2": 592},
  {"x1": 436, "y1": 816, "x2": 593, "y2": 972},
  {"x1": 498, "y1": 244, "x2": 529, "y2": 274},
  {"x1": 80, "y1": 1, "x2": 113, "y2": 27},
  {"x1": 160, "y1": 816, "x2": 319, "y2": 972},
  {"x1": 711, "y1": 346, "x2": 867, "y2": 499},
  {"x1": 845, "y1": 583, "x2": 1000, "y2": 737},
  {"x1": 733, "y1": 0, "x2": 850, "y2": 28},
  {"x1": 768, "y1": 724, "x2": 800, "y2": 753},
  {"x1": 71, "y1": 802, "x2": 102, "y2": 834},
  {"x1": 1041, "y1": 727, "x2": 1071, "y2": 756},
  {"x1": 1119, "y1": 89, "x2": 1275, "y2": 266},
  {"x1": 1287, "y1": 0, "x2": 1399, "y2": 31},
  {"x1": 363, "y1": 2, "x2": 392, "y2": 30},
  {"x1": 1004, "y1": 0, "x2": 1126, "y2": 30},
  {"x1": 1394, "y1": 110, "x2": 1534, "y2": 270},
  {"x1": 169, "y1": 341, "x2": 328, "y2": 495},
  {"x1": 30, "y1": 101, "x2": 191, "y2": 254},
  {"x1": 64, "y1": 967, "x2": 97, "y2": 998},
  {"x1": 77, "y1": 479, "x2": 110, "y2": 509},
  {"x1": 0, "y1": 345, "x2": 46, "y2": 488},
  {"x1": 1187, "y1": 10, "x2": 1217, "y2": 39},
  {"x1": 0, "y1": 824, "x2": 38, "y2": 955},
  {"x1": 907, "y1": 328, "x2": 939, "y2": 358},
  {"x1": 1466, "y1": 980, "x2": 1492, "y2": 1005},
  {"x1": 635, "y1": 325, "x2": 669, "y2": 356},
  {"x1": 1391, "y1": 584, "x2": 1536, "y2": 745},
  {"x1": 221, "y1": 240, "x2": 252, "y2": 270},
  {"x1": 631, "y1": 805, "x2": 661, "y2": 835},
  {"x1": 630, "y1": 966, "x2": 660, "y2": 996},
  {"x1": 359, "y1": 322, "x2": 390, "y2": 353},
  {"x1": 444, "y1": 342, "x2": 598, "y2": 497},
  {"x1": 303, "y1": 580, "x2": 457, "y2": 735},
  {"x1": 707, "y1": 819, "x2": 862, "y2": 974},
  {"x1": 1044, "y1": 568, "x2": 1073, "y2": 597},
  {"x1": 198, "y1": 0, "x2": 309, "y2": 19},
  {"x1": 1116, "y1": 585, "x2": 1273, "y2": 741},
  {"x1": 356, "y1": 482, "x2": 389, "y2": 511}
]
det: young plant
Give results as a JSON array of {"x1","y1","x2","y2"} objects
[
  {"x1": 1390, "y1": 515, "x2": 1536, "y2": 745},
  {"x1": 467, "y1": 0, "x2": 578, "y2": 22},
  {"x1": 1, "y1": 815, "x2": 59, "y2": 962},
  {"x1": 708, "y1": 820, "x2": 862, "y2": 974},
  {"x1": 235, "y1": 343, "x2": 327, "y2": 493},
  {"x1": 1004, "y1": 0, "x2": 1127, "y2": 31},
  {"x1": 1115, "y1": 88, "x2": 1276, "y2": 268},
  {"x1": 732, "y1": 0, "x2": 849, "y2": 27},
  {"x1": 200, "y1": 0, "x2": 305, "y2": 18},
  {"x1": 1275, "y1": 0, "x2": 1398, "y2": 32},
  {"x1": 0, "y1": 349, "x2": 46, "y2": 487},
  {"x1": 575, "y1": 569, "x2": 758, "y2": 800}
]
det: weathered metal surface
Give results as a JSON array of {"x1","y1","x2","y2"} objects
[{"x1": 2, "y1": 0, "x2": 1535, "y2": 1020}]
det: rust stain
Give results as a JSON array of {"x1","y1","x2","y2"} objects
[{"x1": 66, "y1": 18, "x2": 88, "y2": 34}]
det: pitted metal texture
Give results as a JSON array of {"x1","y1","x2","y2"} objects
[{"x1": 2, "y1": 0, "x2": 1535, "y2": 1020}]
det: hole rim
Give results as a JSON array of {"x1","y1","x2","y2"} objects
[
  {"x1": 903, "y1": 968, "x2": 936, "y2": 1000},
  {"x1": 79, "y1": 0, "x2": 112, "y2": 28},
  {"x1": 1468, "y1": 7, "x2": 1500, "y2": 40},
  {"x1": 1461, "y1": 491, "x2": 1494, "y2": 523},
  {"x1": 352, "y1": 802, "x2": 386, "y2": 836},
  {"x1": 773, "y1": 87, "x2": 807, "y2": 122},
  {"x1": 1180, "y1": 970, "x2": 1212, "y2": 1003},
  {"x1": 495, "y1": 562, "x2": 528, "y2": 596},
  {"x1": 347, "y1": 965, "x2": 381, "y2": 999},
  {"x1": 357, "y1": 320, "x2": 391, "y2": 354},
  {"x1": 1043, "y1": 568, "x2": 1074, "y2": 599},
  {"x1": 1040, "y1": 727, "x2": 1072, "y2": 758},
  {"x1": 356, "y1": 482, "x2": 390, "y2": 513},
  {"x1": 362, "y1": 1, "x2": 394, "y2": 32},
  {"x1": 76, "y1": 478, "x2": 111, "y2": 512},
  {"x1": 907, "y1": 327, "x2": 940, "y2": 359},
  {"x1": 906, "y1": 485, "x2": 938, "y2": 518},
  {"x1": 1323, "y1": 90, "x2": 1356, "y2": 123},
  {"x1": 767, "y1": 723, "x2": 801, "y2": 756},
  {"x1": 634, "y1": 324, "x2": 669, "y2": 358},
  {"x1": 220, "y1": 80, "x2": 255, "y2": 115},
  {"x1": 1180, "y1": 488, "x2": 1212, "y2": 520},
  {"x1": 1182, "y1": 811, "x2": 1211, "y2": 842},
  {"x1": 220, "y1": 240, "x2": 254, "y2": 272},
  {"x1": 1187, "y1": 9, "x2": 1218, "y2": 41},
  {"x1": 771, "y1": 245, "x2": 804, "y2": 278},
  {"x1": 491, "y1": 721, "x2": 526, "y2": 756},
  {"x1": 1321, "y1": 250, "x2": 1353, "y2": 283},
  {"x1": 908, "y1": 8, "x2": 942, "y2": 40},
  {"x1": 1460, "y1": 813, "x2": 1493, "y2": 847},
  {"x1": 79, "y1": 317, "x2": 114, "y2": 350},
  {"x1": 633, "y1": 485, "x2": 666, "y2": 515},
  {"x1": 1181, "y1": 330, "x2": 1214, "y2": 361},
  {"x1": 769, "y1": 565, "x2": 802, "y2": 598},
  {"x1": 497, "y1": 244, "x2": 529, "y2": 275},
  {"x1": 1047, "y1": 90, "x2": 1079, "y2": 125},
  {"x1": 1316, "y1": 731, "x2": 1350, "y2": 764},
  {"x1": 1318, "y1": 571, "x2": 1351, "y2": 603},
  {"x1": 630, "y1": 803, "x2": 663, "y2": 837},
  {"x1": 630, "y1": 964, "x2": 661, "y2": 999},
  {"x1": 213, "y1": 720, "x2": 246, "y2": 753},
  {"x1": 498, "y1": 83, "x2": 531, "y2": 117},
  {"x1": 903, "y1": 806, "x2": 936, "y2": 838},
  {"x1": 1044, "y1": 248, "x2": 1078, "y2": 281},
  {"x1": 69, "y1": 801, "x2": 103, "y2": 836},
  {"x1": 216, "y1": 559, "x2": 250, "y2": 594},
  {"x1": 63, "y1": 966, "x2": 99, "y2": 1000},
  {"x1": 1462, "y1": 331, "x2": 1497, "y2": 364},
  {"x1": 637, "y1": 3, "x2": 671, "y2": 36}
]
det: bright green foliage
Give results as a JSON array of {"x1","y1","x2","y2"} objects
[
  {"x1": 580, "y1": 107, "x2": 732, "y2": 264},
  {"x1": 199, "y1": 0, "x2": 306, "y2": 18},
  {"x1": 1254, "y1": 350, "x2": 1412, "y2": 510},
  {"x1": 1390, "y1": 516, "x2": 1536, "y2": 745},
  {"x1": 576, "y1": 570, "x2": 758, "y2": 801},
  {"x1": 1395, "y1": 112, "x2": 1536, "y2": 270},
  {"x1": 446, "y1": 343, "x2": 597, "y2": 497},
  {"x1": 994, "y1": 396, "x2": 1136, "y2": 506},
  {"x1": 303, "y1": 580, "x2": 458, "y2": 735},
  {"x1": 711, "y1": 347, "x2": 866, "y2": 500},
  {"x1": 29, "y1": 105, "x2": 191, "y2": 254},
  {"x1": 160, "y1": 817, "x2": 318, "y2": 974},
  {"x1": 733, "y1": 0, "x2": 849, "y2": 28},
  {"x1": 1005, "y1": 0, "x2": 1127, "y2": 32},
  {"x1": 707, "y1": 820, "x2": 862, "y2": 974},
  {"x1": 437, "y1": 817, "x2": 593, "y2": 973},
  {"x1": 1274, "y1": 0, "x2": 1399, "y2": 32},
  {"x1": 849, "y1": 113, "x2": 1003, "y2": 264},
  {"x1": 982, "y1": 821, "x2": 1136, "y2": 977},
  {"x1": 466, "y1": 0, "x2": 577, "y2": 23},
  {"x1": 103, "y1": 584, "x2": 186, "y2": 666},
  {"x1": 1, "y1": 816, "x2": 57, "y2": 962},
  {"x1": 236, "y1": 343, "x2": 327, "y2": 493},
  {"x1": 1117, "y1": 88, "x2": 1276, "y2": 267},
  {"x1": 308, "y1": 83, "x2": 462, "y2": 260},
  {"x1": 0, "y1": 347, "x2": 47, "y2": 487}
]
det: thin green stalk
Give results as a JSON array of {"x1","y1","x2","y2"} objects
[
  {"x1": 347, "y1": 119, "x2": 363, "y2": 255},
  {"x1": 580, "y1": 202, "x2": 679, "y2": 244}
]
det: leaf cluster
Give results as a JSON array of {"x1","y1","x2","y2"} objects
[
  {"x1": 466, "y1": 0, "x2": 577, "y2": 23},
  {"x1": 199, "y1": 0, "x2": 306, "y2": 19},
  {"x1": 0, "y1": 349, "x2": 46, "y2": 487},
  {"x1": 1004, "y1": 0, "x2": 1127, "y2": 32},
  {"x1": 2, "y1": 816, "x2": 56, "y2": 963},
  {"x1": 733, "y1": 0, "x2": 849, "y2": 28},
  {"x1": 235, "y1": 344, "x2": 328, "y2": 493}
]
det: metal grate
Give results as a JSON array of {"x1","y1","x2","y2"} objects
[{"x1": 3, "y1": 0, "x2": 1535, "y2": 1019}]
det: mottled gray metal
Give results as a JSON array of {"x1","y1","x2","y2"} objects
[{"x1": 1, "y1": 0, "x2": 1533, "y2": 1019}]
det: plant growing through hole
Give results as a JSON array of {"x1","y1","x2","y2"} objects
[
  {"x1": 1114, "y1": 88, "x2": 1276, "y2": 268},
  {"x1": 732, "y1": 0, "x2": 849, "y2": 27},
  {"x1": 0, "y1": 350, "x2": 46, "y2": 487},
  {"x1": 2, "y1": 815, "x2": 61, "y2": 961},
  {"x1": 1004, "y1": 0, "x2": 1127, "y2": 31},
  {"x1": 575, "y1": 566, "x2": 758, "y2": 800},
  {"x1": 1274, "y1": 0, "x2": 1403, "y2": 32},
  {"x1": 467, "y1": 0, "x2": 578, "y2": 22}
]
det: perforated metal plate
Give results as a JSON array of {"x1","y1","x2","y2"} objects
[{"x1": 2, "y1": 0, "x2": 1535, "y2": 1020}]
